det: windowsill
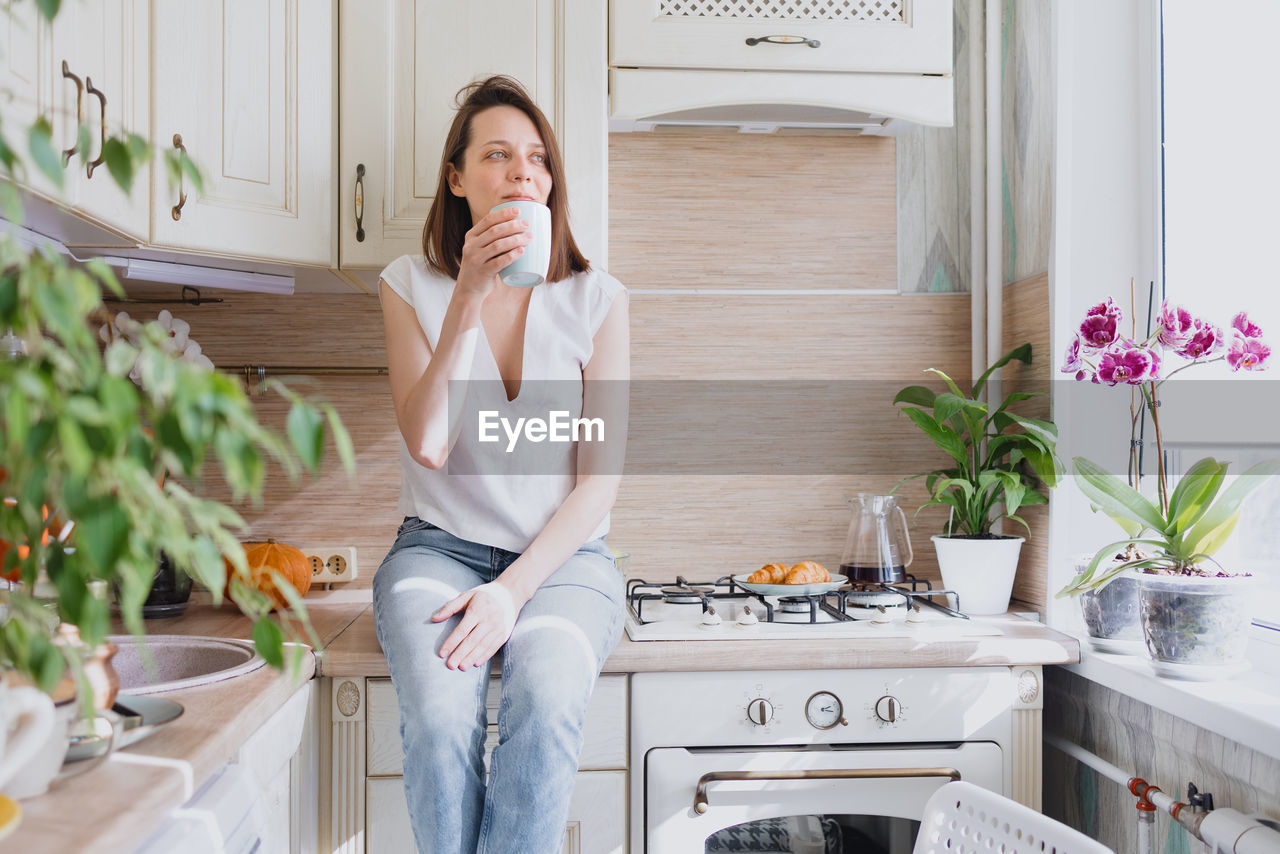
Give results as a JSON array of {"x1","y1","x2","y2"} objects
[{"x1": 1059, "y1": 624, "x2": 1280, "y2": 762}]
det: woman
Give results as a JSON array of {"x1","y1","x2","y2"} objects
[{"x1": 372, "y1": 76, "x2": 629, "y2": 854}]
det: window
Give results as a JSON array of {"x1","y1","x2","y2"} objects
[{"x1": 1161, "y1": 0, "x2": 1280, "y2": 626}]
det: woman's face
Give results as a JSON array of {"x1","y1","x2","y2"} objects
[{"x1": 447, "y1": 105, "x2": 551, "y2": 225}]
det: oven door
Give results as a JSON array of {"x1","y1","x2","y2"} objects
[{"x1": 645, "y1": 742, "x2": 1003, "y2": 853}]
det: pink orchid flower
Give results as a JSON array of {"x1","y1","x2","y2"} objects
[
  {"x1": 1097, "y1": 341, "x2": 1161, "y2": 386},
  {"x1": 1227, "y1": 334, "x2": 1271, "y2": 371},
  {"x1": 1176, "y1": 321, "x2": 1225, "y2": 359},
  {"x1": 1232, "y1": 312, "x2": 1264, "y2": 338},
  {"x1": 1157, "y1": 302, "x2": 1195, "y2": 349}
]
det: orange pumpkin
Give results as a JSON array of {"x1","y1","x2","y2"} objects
[{"x1": 224, "y1": 540, "x2": 311, "y2": 610}]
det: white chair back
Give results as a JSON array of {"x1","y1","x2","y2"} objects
[{"x1": 913, "y1": 781, "x2": 1114, "y2": 854}]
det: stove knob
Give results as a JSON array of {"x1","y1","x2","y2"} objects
[
  {"x1": 874, "y1": 695, "x2": 901, "y2": 723},
  {"x1": 746, "y1": 698, "x2": 774, "y2": 725}
]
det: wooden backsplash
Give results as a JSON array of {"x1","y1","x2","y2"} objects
[{"x1": 125, "y1": 132, "x2": 985, "y2": 591}]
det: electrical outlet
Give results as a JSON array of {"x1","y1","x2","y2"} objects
[{"x1": 298, "y1": 545, "x2": 359, "y2": 584}]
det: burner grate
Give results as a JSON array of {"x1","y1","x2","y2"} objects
[{"x1": 624, "y1": 573, "x2": 968, "y2": 626}]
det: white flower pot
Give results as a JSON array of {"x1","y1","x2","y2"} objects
[{"x1": 930, "y1": 535, "x2": 1024, "y2": 615}]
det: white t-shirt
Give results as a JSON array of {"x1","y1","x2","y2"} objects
[{"x1": 379, "y1": 254, "x2": 625, "y2": 553}]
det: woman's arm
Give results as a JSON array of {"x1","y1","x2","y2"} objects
[
  {"x1": 434, "y1": 291, "x2": 631, "y2": 670},
  {"x1": 381, "y1": 207, "x2": 531, "y2": 469}
]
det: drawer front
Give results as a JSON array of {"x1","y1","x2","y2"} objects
[
  {"x1": 367, "y1": 770, "x2": 625, "y2": 854},
  {"x1": 367, "y1": 674, "x2": 627, "y2": 776},
  {"x1": 610, "y1": 0, "x2": 952, "y2": 75}
]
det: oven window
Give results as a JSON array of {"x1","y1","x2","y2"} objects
[{"x1": 705, "y1": 814, "x2": 920, "y2": 853}]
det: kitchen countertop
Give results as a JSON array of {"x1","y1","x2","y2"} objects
[
  {"x1": 317, "y1": 603, "x2": 1081, "y2": 676},
  {"x1": 9, "y1": 588, "x2": 1077, "y2": 852},
  {"x1": 7, "y1": 591, "x2": 368, "y2": 854}
]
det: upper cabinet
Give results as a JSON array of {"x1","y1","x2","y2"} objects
[
  {"x1": 339, "y1": 0, "x2": 607, "y2": 275},
  {"x1": 0, "y1": 1, "x2": 150, "y2": 243},
  {"x1": 610, "y1": 0, "x2": 953, "y2": 74},
  {"x1": 150, "y1": 0, "x2": 336, "y2": 266},
  {"x1": 51, "y1": 0, "x2": 151, "y2": 242}
]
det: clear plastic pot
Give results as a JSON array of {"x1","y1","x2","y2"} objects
[
  {"x1": 1137, "y1": 573, "x2": 1255, "y2": 680},
  {"x1": 1076, "y1": 560, "x2": 1142, "y2": 653}
]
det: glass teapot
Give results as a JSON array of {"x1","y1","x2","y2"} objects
[{"x1": 839, "y1": 493, "x2": 914, "y2": 584}]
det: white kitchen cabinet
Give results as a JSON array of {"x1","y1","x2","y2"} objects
[
  {"x1": 610, "y1": 0, "x2": 953, "y2": 75},
  {"x1": 0, "y1": 1, "x2": 149, "y2": 244},
  {"x1": 50, "y1": 0, "x2": 150, "y2": 242},
  {"x1": 0, "y1": 4, "x2": 57, "y2": 198},
  {"x1": 368, "y1": 770, "x2": 626, "y2": 854},
  {"x1": 338, "y1": 0, "x2": 608, "y2": 274},
  {"x1": 329, "y1": 674, "x2": 627, "y2": 853},
  {"x1": 150, "y1": 0, "x2": 336, "y2": 266}
]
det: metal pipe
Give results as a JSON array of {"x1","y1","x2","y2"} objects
[
  {"x1": 1137, "y1": 801, "x2": 1156, "y2": 854},
  {"x1": 1129, "y1": 778, "x2": 1205, "y2": 840},
  {"x1": 1046, "y1": 736, "x2": 1280, "y2": 853}
]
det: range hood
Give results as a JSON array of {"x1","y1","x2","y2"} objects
[{"x1": 609, "y1": 68, "x2": 954, "y2": 135}]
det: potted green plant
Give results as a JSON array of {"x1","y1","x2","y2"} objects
[
  {"x1": 1056, "y1": 297, "x2": 1275, "y2": 679},
  {"x1": 893, "y1": 343, "x2": 1063, "y2": 615},
  {"x1": 0, "y1": 0, "x2": 353, "y2": 792}
]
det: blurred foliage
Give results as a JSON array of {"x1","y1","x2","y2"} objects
[{"x1": 0, "y1": 0, "x2": 353, "y2": 694}]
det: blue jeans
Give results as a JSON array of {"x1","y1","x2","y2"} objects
[{"x1": 372, "y1": 517, "x2": 625, "y2": 854}]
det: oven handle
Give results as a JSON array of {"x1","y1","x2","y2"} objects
[{"x1": 692, "y1": 766, "x2": 962, "y2": 815}]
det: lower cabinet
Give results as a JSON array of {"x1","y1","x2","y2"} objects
[
  {"x1": 326, "y1": 674, "x2": 628, "y2": 853},
  {"x1": 366, "y1": 771, "x2": 626, "y2": 854}
]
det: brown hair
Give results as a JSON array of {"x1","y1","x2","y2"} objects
[{"x1": 422, "y1": 75, "x2": 589, "y2": 283}]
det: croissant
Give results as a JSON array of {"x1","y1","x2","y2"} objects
[
  {"x1": 785, "y1": 560, "x2": 831, "y2": 584},
  {"x1": 747, "y1": 563, "x2": 790, "y2": 584}
]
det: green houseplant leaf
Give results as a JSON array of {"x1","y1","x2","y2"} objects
[
  {"x1": 1182, "y1": 458, "x2": 1280, "y2": 556},
  {"x1": 0, "y1": 31, "x2": 357, "y2": 698},
  {"x1": 894, "y1": 344, "x2": 1060, "y2": 538}
]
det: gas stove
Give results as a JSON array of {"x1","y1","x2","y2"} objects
[{"x1": 623, "y1": 574, "x2": 1004, "y2": 641}]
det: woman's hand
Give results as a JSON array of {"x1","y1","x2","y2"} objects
[
  {"x1": 455, "y1": 206, "x2": 532, "y2": 297},
  {"x1": 433, "y1": 579, "x2": 523, "y2": 670}
]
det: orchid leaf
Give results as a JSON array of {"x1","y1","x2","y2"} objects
[
  {"x1": 1191, "y1": 512, "x2": 1241, "y2": 558},
  {"x1": 1073, "y1": 457, "x2": 1167, "y2": 534},
  {"x1": 1055, "y1": 537, "x2": 1168, "y2": 597},
  {"x1": 1183, "y1": 458, "x2": 1280, "y2": 555},
  {"x1": 1166, "y1": 457, "x2": 1227, "y2": 533}
]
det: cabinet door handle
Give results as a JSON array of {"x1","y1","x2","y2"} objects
[
  {"x1": 84, "y1": 76, "x2": 107, "y2": 178},
  {"x1": 354, "y1": 163, "x2": 366, "y2": 242},
  {"x1": 60, "y1": 60, "x2": 85, "y2": 166},
  {"x1": 171, "y1": 133, "x2": 188, "y2": 220},
  {"x1": 744, "y1": 34, "x2": 821, "y2": 48}
]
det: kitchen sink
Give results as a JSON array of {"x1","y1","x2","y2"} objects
[{"x1": 108, "y1": 634, "x2": 266, "y2": 694}]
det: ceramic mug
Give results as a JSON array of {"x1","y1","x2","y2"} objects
[
  {"x1": 0, "y1": 675, "x2": 56, "y2": 795},
  {"x1": 490, "y1": 200, "x2": 551, "y2": 287},
  {"x1": 5, "y1": 697, "x2": 126, "y2": 799}
]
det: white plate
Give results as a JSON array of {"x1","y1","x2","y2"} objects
[{"x1": 731, "y1": 573, "x2": 849, "y2": 597}]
